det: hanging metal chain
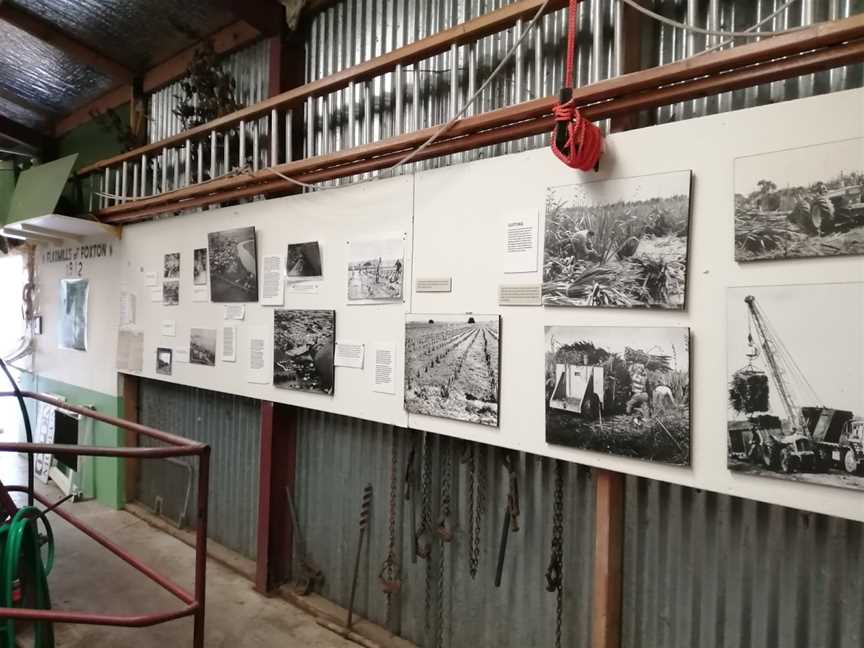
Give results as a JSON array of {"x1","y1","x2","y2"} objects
[
  {"x1": 420, "y1": 433, "x2": 434, "y2": 631},
  {"x1": 435, "y1": 439, "x2": 452, "y2": 648},
  {"x1": 465, "y1": 444, "x2": 477, "y2": 578},
  {"x1": 378, "y1": 430, "x2": 401, "y2": 628},
  {"x1": 545, "y1": 460, "x2": 565, "y2": 648}
]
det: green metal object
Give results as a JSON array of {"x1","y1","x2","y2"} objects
[
  {"x1": 0, "y1": 506, "x2": 55, "y2": 648},
  {"x1": 4, "y1": 154, "x2": 78, "y2": 226}
]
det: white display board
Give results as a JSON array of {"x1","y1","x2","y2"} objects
[{"x1": 67, "y1": 88, "x2": 864, "y2": 522}]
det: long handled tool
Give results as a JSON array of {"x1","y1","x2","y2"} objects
[
  {"x1": 494, "y1": 453, "x2": 520, "y2": 588},
  {"x1": 347, "y1": 484, "x2": 373, "y2": 629},
  {"x1": 285, "y1": 486, "x2": 323, "y2": 596}
]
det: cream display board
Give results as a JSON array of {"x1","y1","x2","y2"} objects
[{"x1": 110, "y1": 88, "x2": 864, "y2": 522}]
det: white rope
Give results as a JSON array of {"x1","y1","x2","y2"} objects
[
  {"x1": 619, "y1": 0, "x2": 809, "y2": 39},
  {"x1": 265, "y1": 0, "x2": 552, "y2": 192},
  {"x1": 698, "y1": 0, "x2": 801, "y2": 56}
]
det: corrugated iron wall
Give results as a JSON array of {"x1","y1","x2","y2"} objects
[
  {"x1": 295, "y1": 408, "x2": 595, "y2": 648},
  {"x1": 137, "y1": 378, "x2": 261, "y2": 559},
  {"x1": 622, "y1": 476, "x2": 864, "y2": 648},
  {"x1": 304, "y1": 0, "x2": 864, "y2": 173},
  {"x1": 146, "y1": 38, "x2": 271, "y2": 144}
]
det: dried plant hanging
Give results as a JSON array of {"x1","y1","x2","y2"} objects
[{"x1": 173, "y1": 40, "x2": 242, "y2": 132}]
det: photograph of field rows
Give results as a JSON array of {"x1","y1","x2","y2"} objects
[
  {"x1": 405, "y1": 314, "x2": 501, "y2": 426},
  {"x1": 543, "y1": 170, "x2": 692, "y2": 309}
]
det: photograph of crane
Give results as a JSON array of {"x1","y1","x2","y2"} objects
[{"x1": 727, "y1": 283, "x2": 864, "y2": 490}]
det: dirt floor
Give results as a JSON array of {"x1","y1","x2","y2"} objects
[{"x1": 2, "y1": 457, "x2": 355, "y2": 648}]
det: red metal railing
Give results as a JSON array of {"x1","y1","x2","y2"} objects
[{"x1": 0, "y1": 390, "x2": 210, "y2": 647}]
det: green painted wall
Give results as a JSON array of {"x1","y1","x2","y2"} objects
[
  {"x1": 52, "y1": 104, "x2": 130, "y2": 212},
  {"x1": 0, "y1": 161, "x2": 15, "y2": 225},
  {"x1": 17, "y1": 372, "x2": 124, "y2": 510}
]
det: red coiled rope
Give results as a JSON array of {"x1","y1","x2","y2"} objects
[{"x1": 551, "y1": 0, "x2": 603, "y2": 171}]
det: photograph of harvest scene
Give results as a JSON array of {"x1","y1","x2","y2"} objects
[
  {"x1": 543, "y1": 170, "x2": 692, "y2": 309},
  {"x1": 545, "y1": 325, "x2": 690, "y2": 465},
  {"x1": 405, "y1": 314, "x2": 500, "y2": 426},
  {"x1": 734, "y1": 138, "x2": 864, "y2": 261},
  {"x1": 727, "y1": 283, "x2": 864, "y2": 491}
]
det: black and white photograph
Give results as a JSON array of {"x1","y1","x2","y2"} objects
[
  {"x1": 156, "y1": 347, "x2": 173, "y2": 375},
  {"x1": 193, "y1": 248, "x2": 208, "y2": 285},
  {"x1": 286, "y1": 241, "x2": 323, "y2": 280},
  {"x1": 727, "y1": 283, "x2": 864, "y2": 491},
  {"x1": 59, "y1": 278, "x2": 89, "y2": 351},
  {"x1": 545, "y1": 326, "x2": 690, "y2": 465},
  {"x1": 208, "y1": 226, "x2": 258, "y2": 302},
  {"x1": 405, "y1": 314, "x2": 501, "y2": 426},
  {"x1": 734, "y1": 138, "x2": 864, "y2": 261},
  {"x1": 162, "y1": 280, "x2": 179, "y2": 305},
  {"x1": 273, "y1": 309, "x2": 335, "y2": 394},
  {"x1": 347, "y1": 237, "x2": 404, "y2": 302},
  {"x1": 543, "y1": 170, "x2": 692, "y2": 309},
  {"x1": 189, "y1": 328, "x2": 217, "y2": 366},
  {"x1": 164, "y1": 252, "x2": 180, "y2": 279}
]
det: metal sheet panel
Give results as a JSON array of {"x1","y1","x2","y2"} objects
[
  {"x1": 10, "y1": 0, "x2": 235, "y2": 72},
  {"x1": 137, "y1": 378, "x2": 261, "y2": 560},
  {"x1": 295, "y1": 408, "x2": 595, "y2": 647},
  {"x1": 147, "y1": 39, "x2": 271, "y2": 144},
  {"x1": 622, "y1": 475, "x2": 864, "y2": 648},
  {"x1": 304, "y1": 0, "x2": 863, "y2": 179},
  {"x1": 0, "y1": 21, "x2": 113, "y2": 114}
]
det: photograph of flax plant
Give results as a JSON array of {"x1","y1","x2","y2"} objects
[{"x1": 542, "y1": 170, "x2": 692, "y2": 309}]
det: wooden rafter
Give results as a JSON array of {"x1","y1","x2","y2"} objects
[
  {"x1": 213, "y1": 0, "x2": 284, "y2": 37},
  {"x1": 0, "y1": 4, "x2": 132, "y2": 82},
  {"x1": 0, "y1": 114, "x2": 44, "y2": 149},
  {"x1": 53, "y1": 20, "x2": 261, "y2": 137}
]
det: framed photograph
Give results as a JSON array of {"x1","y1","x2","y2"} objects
[
  {"x1": 727, "y1": 283, "x2": 864, "y2": 491},
  {"x1": 273, "y1": 309, "x2": 335, "y2": 394},
  {"x1": 164, "y1": 252, "x2": 180, "y2": 279},
  {"x1": 286, "y1": 241, "x2": 323, "y2": 280},
  {"x1": 734, "y1": 138, "x2": 864, "y2": 261},
  {"x1": 405, "y1": 314, "x2": 501, "y2": 426},
  {"x1": 543, "y1": 170, "x2": 692, "y2": 309},
  {"x1": 162, "y1": 280, "x2": 179, "y2": 305},
  {"x1": 156, "y1": 347, "x2": 173, "y2": 376},
  {"x1": 347, "y1": 237, "x2": 404, "y2": 302},
  {"x1": 59, "y1": 278, "x2": 89, "y2": 351},
  {"x1": 189, "y1": 328, "x2": 217, "y2": 366},
  {"x1": 208, "y1": 226, "x2": 258, "y2": 302},
  {"x1": 193, "y1": 248, "x2": 208, "y2": 285},
  {"x1": 545, "y1": 325, "x2": 691, "y2": 465}
]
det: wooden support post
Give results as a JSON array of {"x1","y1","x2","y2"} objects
[
  {"x1": 592, "y1": 469, "x2": 624, "y2": 648},
  {"x1": 120, "y1": 373, "x2": 140, "y2": 504},
  {"x1": 610, "y1": 0, "x2": 646, "y2": 133},
  {"x1": 256, "y1": 401, "x2": 298, "y2": 594}
]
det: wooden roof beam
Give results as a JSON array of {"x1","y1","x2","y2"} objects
[
  {"x1": 0, "y1": 4, "x2": 133, "y2": 82},
  {"x1": 213, "y1": 0, "x2": 284, "y2": 37},
  {"x1": 0, "y1": 114, "x2": 44, "y2": 150}
]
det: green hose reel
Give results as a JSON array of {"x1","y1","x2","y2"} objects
[{"x1": 0, "y1": 506, "x2": 55, "y2": 648}]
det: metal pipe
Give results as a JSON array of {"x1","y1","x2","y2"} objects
[
  {"x1": 0, "y1": 604, "x2": 196, "y2": 628},
  {"x1": 0, "y1": 391, "x2": 205, "y2": 448},
  {"x1": 210, "y1": 130, "x2": 217, "y2": 180},
  {"x1": 121, "y1": 162, "x2": 128, "y2": 203},
  {"x1": 3, "y1": 487, "x2": 196, "y2": 605},
  {"x1": 193, "y1": 446, "x2": 210, "y2": 648},
  {"x1": 270, "y1": 109, "x2": 279, "y2": 166},
  {"x1": 239, "y1": 120, "x2": 247, "y2": 168},
  {"x1": 141, "y1": 153, "x2": 148, "y2": 197}
]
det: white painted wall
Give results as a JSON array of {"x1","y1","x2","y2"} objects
[
  {"x1": 34, "y1": 238, "x2": 121, "y2": 397},
  {"x1": 39, "y1": 88, "x2": 864, "y2": 521}
]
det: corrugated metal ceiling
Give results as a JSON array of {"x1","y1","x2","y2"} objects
[
  {"x1": 9, "y1": 0, "x2": 236, "y2": 72},
  {"x1": 0, "y1": 19, "x2": 114, "y2": 118}
]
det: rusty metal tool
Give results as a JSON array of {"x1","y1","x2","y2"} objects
[{"x1": 347, "y1": 483, "x2": 373, "y2": 628}]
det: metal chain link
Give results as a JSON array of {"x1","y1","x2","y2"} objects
[
  {"x1": 435, "y1": 438, "x2": 452, "y2": 648},
  {"x1": 466, "y1": 444, "x2": 477, "y2": 578},
  {"x1": 421, "y1": 433, "x2": 434, "y2": 631},
  {"x1": 379, "y1": 429, "x2": 401, "y2": 628},
  {"x1": 545, "y1": 460, "x2": 565, "y2": 648}
]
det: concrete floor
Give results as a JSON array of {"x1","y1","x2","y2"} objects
[{"x1": 4, "y1": 461, "x2": 354, "y2": 647}]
